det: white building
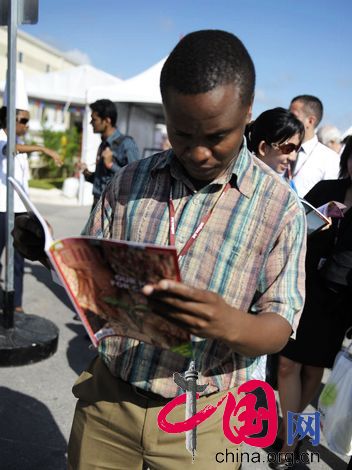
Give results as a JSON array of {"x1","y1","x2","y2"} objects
[{"x1": 0, "y1": 27, "x2": 80, "y2": 84}]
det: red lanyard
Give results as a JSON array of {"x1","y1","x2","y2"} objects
[{"x1": 169, "y1": 182, "x2": 231, "y2": 260}]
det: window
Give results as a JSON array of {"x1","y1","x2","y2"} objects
[
  {"x1": 18, "y1": 51, "x2": 23, "y2": 63},
  {"x1": 46, "y1": 64, "x2": 50, "y2": 73}
]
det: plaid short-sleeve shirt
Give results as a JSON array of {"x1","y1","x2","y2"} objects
[{"x1": 84, "y1": 143, "x2": 306, "y2": 398}]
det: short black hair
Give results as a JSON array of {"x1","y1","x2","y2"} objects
[
  {"x1": 290, "y1": 95, "x2": 323, "y2": 127},
  {"x1": 339, "y1": 135, "x2": 352, "y2": 178},
  {"x1": 0, "y1": 106, "x2": 23, "y2": 129},
  {"x1": 89, "y1": 99, "x2": 118, "y2": 127},
  {"x1": 246, "y1": 107, "x2": 305, "y2": 154},
  {"x1": 160, "y1": 30, "x2": 255, "y2": 106}
]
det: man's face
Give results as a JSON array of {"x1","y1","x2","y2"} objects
[
  {"x1": 90, "y1": 111, "x2": 109, "y2": 134},
  {"x1": 15, "y1": 110, "x2": 30, "y2": 137},
  {"x1": 163, "y1": 84, "x2": 252, "y2": 182},
  {"x1": 289, "y1": 100, "x2": 311, "y2": 132}
]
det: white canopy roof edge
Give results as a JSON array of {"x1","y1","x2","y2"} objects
[
  {"x1": 25, "y1": 64, "x2": 123, "y2": 105},
  {"x1": 87, "y1": 57, "x2": 166, "y2": 104}
]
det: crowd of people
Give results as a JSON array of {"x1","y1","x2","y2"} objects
[{"x1": 2, "y1": 28, "x2": 351, "y2": 469}]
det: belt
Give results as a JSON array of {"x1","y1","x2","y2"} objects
[
  {"x1": 131, "y1": 383, "x2": 219, "y2": 404},
  {"x1": 131, "y1": 385, "x2": 171, "y2": 404}
]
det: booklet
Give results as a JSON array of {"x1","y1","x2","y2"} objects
[
  {"x1": 9, "y1": 177, "x2": 191, "y2": 356},
  {"x1": 300, "y1": 199, "x2": 346, "y2": 236}
]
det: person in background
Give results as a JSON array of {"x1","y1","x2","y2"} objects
[
  {"x1": 13, "y1": 30, "x2": 307, "y2": 469},
  {"x1": 0, "y1": 105, "x2": 62, "y2": 313},
  {"x1": 80, "y1": 99, "x2": 140, "y2": 210},
  {"x1": 272, "y1": 136, "x2": 352, "y2": 469},
  {"x1": 246, "y1": 107, "x2": 304, "y2": 191},
  {"x1": 317, "y1": 124, "x2": 343, "y2": 155},
  {"x1": 289, "y1": 95, "x2": 340, "y2": 197}
]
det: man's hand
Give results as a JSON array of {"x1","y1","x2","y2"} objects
[
  {"x1": 43, "y1": 148, "x2": 63, "y2": 167},
  {"x1": 101, "y1": 147, "x2": 114, "y2": 169},
  {"x1": 142, "y1": 280, "x2": 238, "y2": 343},
  {"x1": 321, "y1": 216, "x2": 332, "y2": 231},
  {"x1": 76, "y1": 162, "x2": 87, "y2": 172},
  {"x1": 142, "y1": 279, "x2": 293, "y2": 355},
  {"x1": 12, "y1": 214, "x2": 47, "y2": 262}
]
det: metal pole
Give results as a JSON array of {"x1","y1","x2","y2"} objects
[{"x1": 3, "y1": 0, "x2": 18, "y2": 328}]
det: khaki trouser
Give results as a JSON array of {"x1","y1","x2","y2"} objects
[{"x1": 68, "y1": 357, "x2": 242, "y2": 470}]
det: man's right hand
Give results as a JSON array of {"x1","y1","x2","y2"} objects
[{"x1": 12, "y1": 214, "x2": 46, "y2": 262}]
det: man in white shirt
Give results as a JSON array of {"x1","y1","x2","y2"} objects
[
  {"x1": 289, "y1": 95, "x2": 340, "y2": 197},
  {"x1": 0, "y1": 109, "x2": 31, "y2": 312},
  {"x1": 0, "y1": 107, "x2": 62, "y2": 312}
]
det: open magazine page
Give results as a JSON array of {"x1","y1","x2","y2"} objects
[
  {"x1": 300, "y1": 199, "x2": 346, "y2": 236},
  {"x1": 300, "y1": 198, "x2": 331, "y2": 235},
  {"x1": 9, "y1": 177, "x2": 191, "y2": 355},
  {"x1": 48, "y1": 237, "x2": 191, "y2": 353},
  {"x1": 8, "y1": 176, "x2": 53, "y2": 250}
]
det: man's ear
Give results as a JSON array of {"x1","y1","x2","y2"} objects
[
  {"x1": 308, "y1": 114, "x2": 317, "y2": 128},
  {"x1": 246, "y1": 94, "x2": 254, "y2": 124},
  {"x1": 258, "y1": 140, "x2": 267, "y2": 157}
]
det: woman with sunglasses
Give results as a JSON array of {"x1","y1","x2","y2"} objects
[
  {"x1": 270, "y1": 137, "x2": 352, "y2": 468},
  {"x1": 0, "y1": 106, "x2": 62, "y2": 313},
  {"x1": 246, "y1": 107, "x2": 304, "y2": 191}
]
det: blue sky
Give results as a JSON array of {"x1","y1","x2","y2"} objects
[{"x1": 22, "y1": 0, "x2": 352, "y2": 131}]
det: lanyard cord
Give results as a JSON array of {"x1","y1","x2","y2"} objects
[{"x1": 169, "y1": 182, "x2": 231, "y2": 260}]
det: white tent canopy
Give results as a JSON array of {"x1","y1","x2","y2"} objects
[
  {"x1": 87, "y1": 58, "x2": 165, "y2": 104},
  {"x1": 26, "y1": 64, "x2": 123, "y2": 105}
]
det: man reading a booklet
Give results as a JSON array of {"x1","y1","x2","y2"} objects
[{"x1": 13, "y1": 30, "x2": 306, "y2": 470}]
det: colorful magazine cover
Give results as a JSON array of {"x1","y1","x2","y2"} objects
[{"x1": 9, "y1": 177, "x2": 191, "y2": 355}]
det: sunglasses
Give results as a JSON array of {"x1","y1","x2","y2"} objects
[
  {"x1": 16, "y1": 118, "x2": 29, "y2": 125},
  {"x1": 271, "y1": 142, "x2": 300, "y2": 154}
]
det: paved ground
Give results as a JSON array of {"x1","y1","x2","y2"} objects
[{"x1": 0, "y1": 189, "x2": 350, "y2": 469}]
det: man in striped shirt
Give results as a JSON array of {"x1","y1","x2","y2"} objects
[{"x1": 14, "y1": 30, "x2": 306, "y2": 470}]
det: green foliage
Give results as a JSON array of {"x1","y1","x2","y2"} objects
[
  {"x1": 41, "y1": 126, "x2": 81, "y2": 178},
  {"x1": 29, "y1": 178, "x2": 65, "y2": 190}
]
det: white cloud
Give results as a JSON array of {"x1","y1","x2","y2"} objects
[{"x1": 64, "y1": 49, "x2": 91, "y2": 65}]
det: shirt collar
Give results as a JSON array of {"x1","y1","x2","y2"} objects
[
  {"x1": 150, "y1": 139, "x2": 254, "y2": 198},
  {"x1": 301, "y1": 134, "x2": 318, "y2": 154},
  {"x1": 103, "y1": 128, "x2": 121, "y2": 145}
]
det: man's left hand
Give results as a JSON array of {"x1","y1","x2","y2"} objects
[{"x1": 142, "y1": 280, "x2": 238, "y2": 343}]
